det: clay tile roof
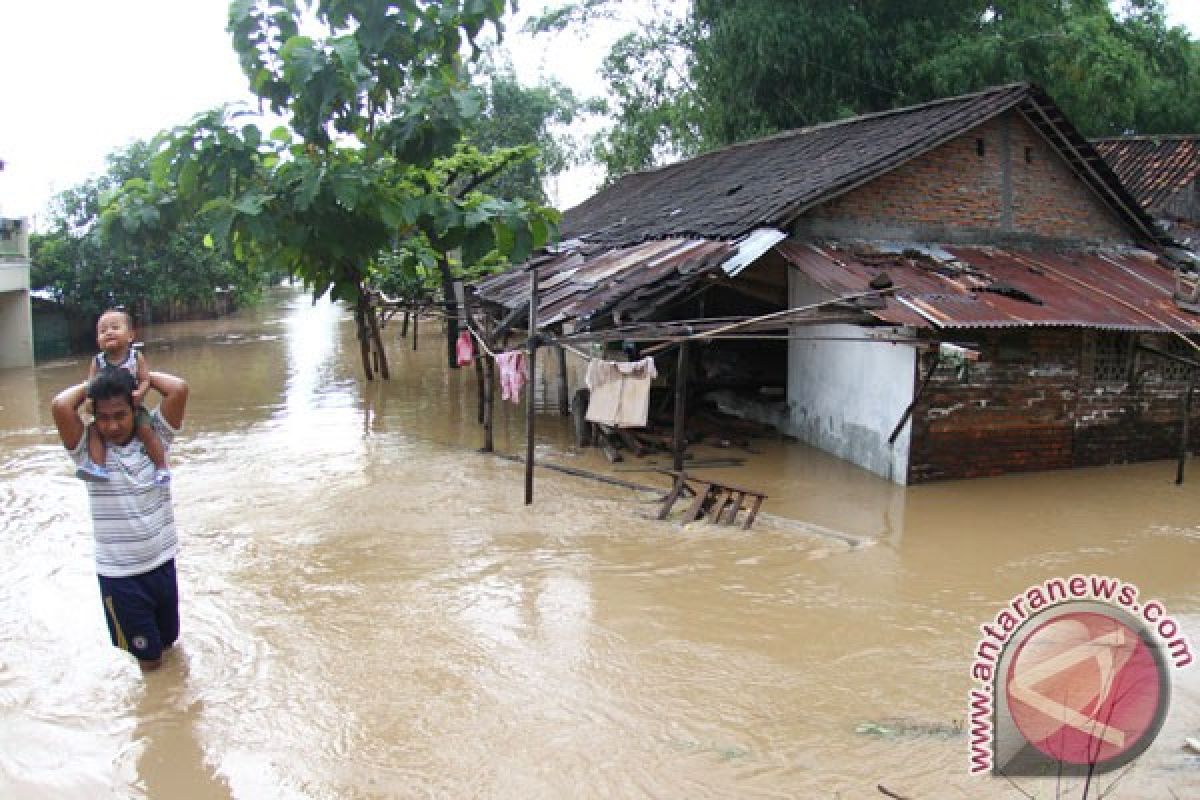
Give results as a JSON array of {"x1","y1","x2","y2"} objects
[
  {"x1": 563, "y1": 83, "x2": 1163, "y2": 248},
  {"x1": 1092, "y1": 136, "x2": 1200, "y2": 212}
]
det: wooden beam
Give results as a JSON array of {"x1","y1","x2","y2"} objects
[
  {"x1": 672, "y1": 341, "x2": 690, "y2": 472},
  {"x1": 490, "y1": 452, "x2": 666, "y2": 496},
  {"x1": 597, "y1": 428, "x2": 623, "y2": 463},
  {"x1": 1178, "y1": 372, "x2": 1195, "y2": 486},
  {"x1": 556, "y1": 344, "x2": 570, "y2": 416},
  {"x1": 571, "y1": 388, "x2": 592, "y2": 447}
]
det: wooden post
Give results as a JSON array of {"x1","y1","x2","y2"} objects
[
  {"x1": 412, "y1": 307, "x2": 419, "y2": 351},
  {"x1": 461, "y1": 290, "x2": 485, "y2": 425},
  {"x1": 556, "y1": 344, "x2": 570, "y2": 416},
  {"x1": 1177, "y1": 371, "x2": 1195, "y2": 485},
  {"x1": 572, "y1": 388, "x2": 592, "y2": 448},
  {"x1": 672, "y1": 341, "x2": 689, "y2": 472},
  {"x1": 481, "y1": 313, "x2": 496, "y2": 453},
  {"x1": 400, "y1": 309, "x2": 409, "y2": 339},
  {"x1": 525, "y1": 268, "x2": 539, "y2": 505},
  {"x1": 473, "y1": 335, "x2": 486, "y2": 424},
  {"x1": 482, "y1": 351, "x2": 495, "y2": 453}
]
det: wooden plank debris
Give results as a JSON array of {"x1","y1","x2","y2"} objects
[{"x1": 657, "y1": 470, "x2": 767, "y2": 529}]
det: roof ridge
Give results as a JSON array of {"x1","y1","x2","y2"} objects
[
  {"x1": 613, "y1": 82, "x2": 1032, "y2": 182},
  {"x1": 1092, "y1": 134, "x2": 1200, "y2": 143}
]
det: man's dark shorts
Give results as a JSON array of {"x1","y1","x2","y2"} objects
[{"x1": 98, "y1": 559, "x2": 179, "y2": 662}]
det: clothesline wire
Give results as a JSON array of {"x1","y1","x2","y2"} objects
[
  {"x1": 464, "y1": 321, "x2": 498, "y2": 359},
  {"x1": 641, "y1": 288, "x2": 892, "y2": 356},
  {"x1": 419, "y1": 287, "x2": 895, "y2": 367},
  {"x1": 557, "y1": 341, "x2": 596, "y2": 362}
]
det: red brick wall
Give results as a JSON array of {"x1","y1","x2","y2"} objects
[
  {"x1": 908, "y1": 330, "x2": 1200, "y2": 483},
  {"x1": 808, "y1": 111, "x2": 1131, "y2": 243}
]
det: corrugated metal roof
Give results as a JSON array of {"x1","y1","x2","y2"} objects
[
  {"x1": 722, "y1": 228, "x2": 788, "y2": 277},
  {"x1": 1093, "y1": 136, "x2": 1200, "y2": 212},
  {"x1": 777, "y1": 241, "x2": 1200, "y2": 332},
  {"x1": 561, "y1": 83, "x2": 1163, "y2": 248},
  {"x1": 474, "y1": 238, "x2": 736, "y2": 331}
]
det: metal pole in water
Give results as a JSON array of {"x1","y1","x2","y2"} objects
[
  {"x1": 525, "y1": 267, "x2": 539, "y2": 505},
  {"x1": 1177, "y1": 371, "x2": 1195, "y2": 485}
]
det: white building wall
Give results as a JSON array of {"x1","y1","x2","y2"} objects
[
  {"x1": 0, "y1": 286, "x2": 33, "y2": 368},
  {"x1": 0, "y1": 218, "x2": 34, "y2": 369},
  {"x1": 785, "y1": 272, "x2": 916, "y2": 484}
]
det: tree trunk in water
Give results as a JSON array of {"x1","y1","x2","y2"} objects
[
  {"x1": 366, "y1": 296, "x2": 390, "y2": 380},
  {"x1": 355, "y1": 294, "x2": 374, "y2": 381}
]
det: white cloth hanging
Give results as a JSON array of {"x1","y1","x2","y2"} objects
[{"x1": 585, "y1": 356, "x2": 657, "y2": 428}]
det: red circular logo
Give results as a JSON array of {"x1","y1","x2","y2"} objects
[{"x1": 1005, "y1": 610, "x2": 1165, "y2": 766}]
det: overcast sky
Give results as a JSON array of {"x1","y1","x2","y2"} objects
[{"x1": 2, "y1": 1, "x2": 1198, "y2": 223}]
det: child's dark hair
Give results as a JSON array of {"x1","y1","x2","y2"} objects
[
  {"x1": 96, "y1": 306, "x2": 135, "y2": 328},
  {"x1": 87, "y1": 367, "x2": 137, "y2": 406}
]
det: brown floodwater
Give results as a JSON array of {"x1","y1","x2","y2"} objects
[{"x1": 1, "y1": 289, "x2": 1197, "y2": 799}]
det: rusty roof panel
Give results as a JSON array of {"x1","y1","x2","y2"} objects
[
  {"x1": 475, "y1": 238, "x2": 737, "y2": 330},
  {"x1": 1093, "y1": 136, "x2": 1200, "y2": 212},
  {"x1": 777, "y1": 241, "x2": 1200, "y2": 332}
]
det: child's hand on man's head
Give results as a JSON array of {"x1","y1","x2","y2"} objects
[{"x1": 132, "y1": 386, "x2": 146, "y2": 406}]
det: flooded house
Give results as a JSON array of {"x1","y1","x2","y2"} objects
[
  {"x1": 476, "y1": 83, "x2": 1200, "y2": 485},
  {"x1": 1093, "y1": 134, "x2": 1200, "y2": 247}
]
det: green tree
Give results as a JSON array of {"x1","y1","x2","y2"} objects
[
  {"x1": 914, "y1": 0, "x2": 1200, "y2": 135},
  {"x1": 533, "y1": 0, "x2": 1200, "y2": 180},
  {"x1": 465, "y1": 67, "x2": 586, "y2": 204},
  {"x1": 105, "y1": 0, "x2": 559, "y2": 377},
  {"x1": 30, "y1": 141, "x2": 259, "y2": 343},
  {"x1": 526, "y1": 1, "x2": 699, "y2": 177}
]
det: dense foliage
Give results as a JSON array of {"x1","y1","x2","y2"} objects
[
  {"x1": 30, "y1": 141, "x2": 263, "y2": 332},
  {"x1": 531, "y1": 0, "x2": 1200, "y2": 179},
  {"x1": 465, "y1": 67, "x2": 586, "y2": 205},
  {"x1": 103, "y1": 0, "x2": 562, "y2": 376}
]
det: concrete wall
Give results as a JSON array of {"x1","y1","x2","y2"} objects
[
  {"x1": 785, "y1": 272, "x2": 916, "y2": 484},
  {"x1": 0, "y1": 218, "x2": 33, "y2": 369},
  {"x1": 0, "y1": 287, "x2": 33, "y2": 368},
  {"x1": 795, "y1": 110, "x2": 1133, "y2": 247}
]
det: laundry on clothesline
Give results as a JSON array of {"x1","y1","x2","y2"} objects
[
  {"x1": 585, "y1": 356, "x2": 657, "y2": 428},
  {"x1": 495, "y1": 350, "x2": 528, "y2": 403},
  {"x1": 455, "y1": 330, "x2": 475, "y2": 366}
]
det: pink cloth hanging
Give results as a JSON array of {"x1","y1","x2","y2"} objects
[
  {"x1": 455, "y1": 330, "x2": 475, "y2": 366},
  {"x1": 495, "y1": 351, "x2": 527, "y2": 403}
]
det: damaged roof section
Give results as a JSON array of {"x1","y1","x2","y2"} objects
[
  {"x1": 1093, "y1": 136, "x2": 1200, "y2": 212},
  {"x1": 475, "y1": 238, "x2": 737, "y2": 331},
  {"x1": 562, "y1": 83, "x2": 1165, "y2": 248},
  {"x1": 779, "y1": 241, "x2": 1200, "y2": 332}
]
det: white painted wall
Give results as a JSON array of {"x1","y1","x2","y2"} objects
[
  {"x1": 0, "y1": 219, "x2": 34, "y2": 369},
  {"x1": 0, "y1": 287, "x2": 33, "y2": 368},
  {"x1": 785, "y1": 272, "x2": 916, "y2": 484},
  {"x1": 0, "y1": 261, "x2": 29, "y2": 293}
]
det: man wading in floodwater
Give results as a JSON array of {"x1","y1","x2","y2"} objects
[{"x1": 51, "y1": 368, "x2": 189, "y2": 670}]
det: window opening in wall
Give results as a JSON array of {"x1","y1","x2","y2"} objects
[
  {"x1": 976, "y1": 138, "x2": 986, "y2": 157},
  {"x1": 1024, "y1": 146, "x2": 1033, "y2": 164},
  {"x1": 1160, "y1": 335, "x2": 1197, "y2": 383},
  {"x1": 1084, "y1": 330, "x2": 1132, "y2": 384}
]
